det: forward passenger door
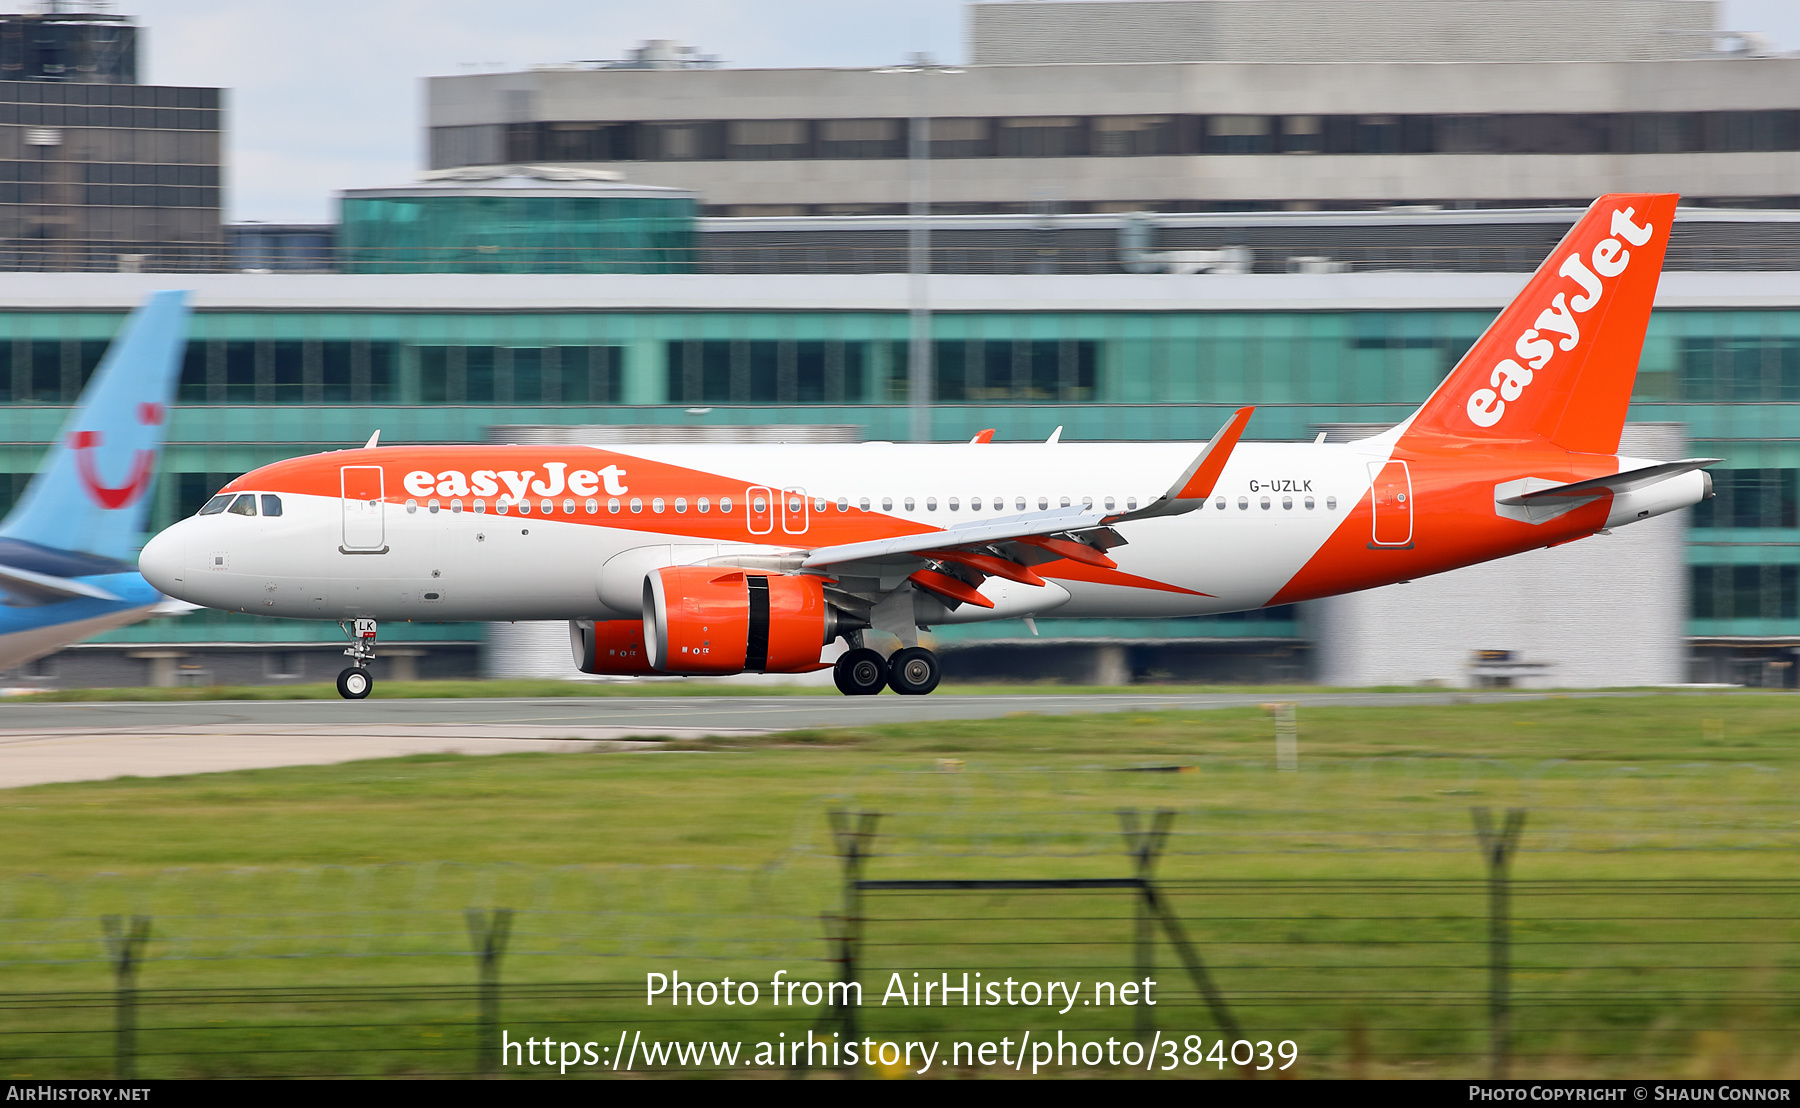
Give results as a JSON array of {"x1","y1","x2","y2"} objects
[{"x1": 341, "y1": 466, "x2": 386, "y2": 552}]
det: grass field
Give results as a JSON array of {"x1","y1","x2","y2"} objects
[{"x1": 1, "y1": 693, "x2": 1796, "y2": 1078}]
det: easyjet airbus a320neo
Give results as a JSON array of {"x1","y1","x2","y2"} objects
[{"x1": 140, "y1": 193, "x2": 1714, "y2": 699}]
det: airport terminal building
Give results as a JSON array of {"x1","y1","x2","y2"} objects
[
  {"x1": 0, "y1": 234, "x2": 1795, "y2": 688},
  {"x1": 2, "y1": 0, "x2": 1798, "y2": 689},
  {"x1": 429, "y1": 0, "x2": 1800, "y2": 215}
]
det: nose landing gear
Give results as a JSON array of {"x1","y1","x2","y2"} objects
[
  {"x1": 336, "y1": 666, "x2": 372, "y2": 699},
  {"x1": 336, "y1": 617, "x2": 378, "y2": 700}
]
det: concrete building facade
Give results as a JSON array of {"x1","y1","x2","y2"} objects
[
  {"x1": 1308, "y1": 423, "x2": 1693, "y2": 688},
  {"x1": 0, "y1": 9, "x2": 222, "y2": 272},
  {"x1": 0, "y1": 265, "x2": 1793, "y2": 689},
  {"x1": 967, "y1": 1, "x2": 1720, "y2": 66},
  {"x1": 426, "y1": 1, "x2": 1800, "y2": 215}
]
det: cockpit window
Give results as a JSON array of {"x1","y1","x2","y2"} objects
[
  {"x1": 227, "y1": 494, "x2": 258, "y2": 517},
  {"x1": 198, "y1": 494, "x2": 233, "y2": 516},
  {"x1": 260, "y1": 494, "x2": 283, "y2": 517}
]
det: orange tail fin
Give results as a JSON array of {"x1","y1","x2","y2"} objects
[{"x1": 1404, "y1": 193, "x2": 1677, "y2": 454}]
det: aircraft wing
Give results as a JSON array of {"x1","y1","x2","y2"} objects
[
  {"x1": 799, "y1": 504, "x2": 1109, "y2": 569},
  {"x1": 795, "y1": 409, "x2": 1255, "y2": 617},
  {"x1": 1495, "y1": 458, "x2": 1722, "y2": 505},
  {"x1": 799, "y1": 406, "x2": 1253, "y2": 572},
  {"x1": 0, "y1": 563, "x2": 121, "y2": 607}
]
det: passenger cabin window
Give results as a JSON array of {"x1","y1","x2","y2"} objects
[
  {"x1": 198, "y1": 494, "x2": 233, "y2": 516},
  {"x1": 260, "y1": 494, "x2": 283, "y2": 517},
  {"x1": 227, "y1": 494, "x2": 258, "y2": 516}
]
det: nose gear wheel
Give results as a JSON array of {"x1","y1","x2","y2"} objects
[{"x1": 336, "y1": 666, "x2": 372, "y2": 699}]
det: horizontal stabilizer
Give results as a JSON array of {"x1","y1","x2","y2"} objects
[
  {"x1": 1496, "y1": 459, "x2": 1721, "y2": 506},
  {"x1": 0, "y1": 563, "x2": 121, "y2": 607}
]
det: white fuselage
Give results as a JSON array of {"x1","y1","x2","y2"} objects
[{"x1": 143, "y1": 441, "x2": 1385, "y2": 624}]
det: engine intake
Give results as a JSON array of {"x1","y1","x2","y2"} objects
[
  {"x1": 569, "y1": 618, "x2": 655, "y2": 675},
  {"x1": 644, "y1": 567, "x2": 847, "y2": 674}
]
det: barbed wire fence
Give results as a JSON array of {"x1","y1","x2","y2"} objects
[{"x1": 1, "y1": 750, "x2": 1797, "y2": 1078}]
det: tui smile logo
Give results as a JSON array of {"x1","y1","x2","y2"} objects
[{"x1": 68, "y1": 401, "x2": 163, "y2": 509}]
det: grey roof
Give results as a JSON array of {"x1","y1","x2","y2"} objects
[
  {"x1": 0, "y1": 270, "x2": 1793, "y2": 312},
  {"x1": 342, "y1": 165, "x2": 695, "y2": 202}
]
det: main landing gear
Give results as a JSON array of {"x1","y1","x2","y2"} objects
[
  {"x1": 832, "y1": 643, "x2": 942, "y2": 696},
  {"x1": 833, "y1": 648, "x2": 888, "y2": 696},
  {"x1": 886, "y1": 646, "x2": 941, "y2": 696},
  {"x1": 337, "y1": 617, "x2": 377, "y2": 700}
]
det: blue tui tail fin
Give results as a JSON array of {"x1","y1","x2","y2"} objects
[{"x1": 0, "y1": 290, "x2": 190, "y2": 560}]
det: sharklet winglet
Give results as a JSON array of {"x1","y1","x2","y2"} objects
[{"x1": 1107, "y1": 406, "x2": 1254, "y2": 524}]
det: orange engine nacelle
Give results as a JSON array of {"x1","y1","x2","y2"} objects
[
  {"x1": 569, "y1": 618, "x2": 656, "y2": 675},
  {"x1": 644, "y1": 567, "x2": 842, "y2": 675}
]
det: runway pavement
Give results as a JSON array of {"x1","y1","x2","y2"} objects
[{"x1": 0, "y1": 687, "x2": 1730, "y2": 789}]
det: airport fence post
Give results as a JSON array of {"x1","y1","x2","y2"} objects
[
  {"x1": 826, "y1": 808, "x2": 880, "y2": 1048},
  {"x1": 465, "y1": 907, "x2": 514, "y2": 1076},
  {"x1": 1121, "y1": 809, "x2": 1244, "y2": 1044},
  {"x1": 1119, "y1": 808, "x2": 1174, "y2": 1040},
  {"x1": 1273, "y1": 701, "x2": 1299, "y2": 772},
  {"x1": 1472, "y1": 807, "x2": 1526, "y2": 1080},
  {"x1": 100, "y1": 914, "x2": 151, "y2": 1080}
]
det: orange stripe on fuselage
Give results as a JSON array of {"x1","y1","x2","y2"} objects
[
  {"x1": 221, "y1": 445, "x2": 942, "y2": 548},
  {"x1": 1265, "y1": 441, "x2": 1615, "y2": 607},
  {"x1": 1038, "y1": 558, "x2": 1213, "y2": 597}
]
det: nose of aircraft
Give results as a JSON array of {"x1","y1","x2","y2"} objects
[{"x1": 138, "y1": 526, "x2": 186, "y2": 595}]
